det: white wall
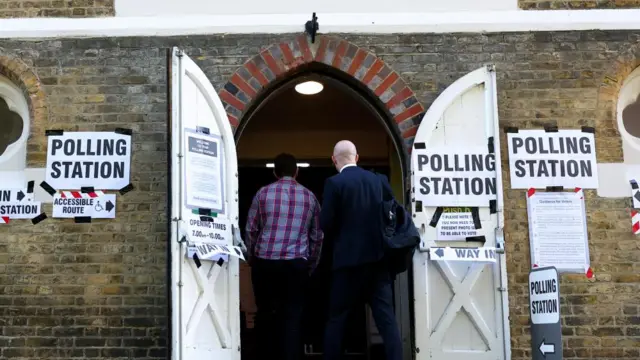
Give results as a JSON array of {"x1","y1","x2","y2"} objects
[{"x1": 115, "y1": 0, "x2": 516, "y2": 17}]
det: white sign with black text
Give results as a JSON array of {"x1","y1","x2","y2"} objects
[
  {"x1": 0, "y1": 202, "x2": 41, "y2": 219},
  {"x1": 413, "y1": 147, "x2": 497, "y2": 207},
  {"x1": 45, "y1": 132, "x2": 132, "y2": 190},
  {"x1": 183, "y1": 129, "x2": 225, "y2": 214},
  {"x1": 507, "y1": 130, "x2": 598, "y2": 189},
  {"x1": 529, "y1": 267, "x2": 560, "y2": 325},
  {"x1": 527, "y1": 189, "x2": 590, "y2": 274},
  {"x1": 185, "y1": 212, "x2": 232, "y2": 246},
  {"x1": 192, "y1": 242, "x2": 245, "y2": 261},
  {"x1": 436, "y1": 207, "x2": 480, "y2": 241},
  {"x1": 52, "y1": 193, "x2": 116, "y2": 219},
  {"x1": 429, "y1": 247, "x2": 497, "y2": 263},
  {"x1": 0, "y1": 188, "x2": 34, "y2": 203}
]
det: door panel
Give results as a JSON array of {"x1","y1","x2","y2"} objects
[
  {"x1": 411, "y1": 66, "x2": 510, "y2": 360},
  {"x1": 170, "y1": 47, "x2": 241, "y2": 360}
]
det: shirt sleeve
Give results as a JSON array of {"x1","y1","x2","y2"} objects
[
  {"x1": 245, "y1": 190, "x2": 262, "y2": 257},
  {"x1": 308, "y1": 195, "x2": 324, "y2": 268}
]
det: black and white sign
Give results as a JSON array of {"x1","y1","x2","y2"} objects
[
  {"x1": 413, "y1": 147, "x2": 496, "y2": 207},
  {"x1": 429, "y1": 246, "x2": 497, "y2": 263},
  {"x1": 185, "y1": 212, "x2": 232, "y2": 246},
  {"x1": 0, "y1": 202, "x2": 42, "y2": 219},
  {"x1": 184, "y1": 129, "x2": 225, "y2": 214},
  {"x1": 507, "y1": 130, "x2": 598, "y2": 189},
  {"x1": 436, "y1": 207, "x2": 480, "y2": 241},
  {"x1": 0, "y1": 188, "x2": 33, "y2": 203},
  {"x1": 529, "y1": 266, "x2": 562, "y2": 360},
  {"x1": 52, "y1": 193, "x2": 116, "y2": 219},
  {"x1": 527, "y1": 189, "x2": 590, "y2": 274},
  {"x1": 192, "y1": 242, "x2": 245, "y2": 261},
  {"x1": 631, "y1": 180, "x2": 640, "y2": 209},
  {"x1": 45, "y1": 132, "x2": 132, "y2": 190}
]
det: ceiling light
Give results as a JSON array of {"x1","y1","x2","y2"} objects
[
  {"x1": 295, "y1": 81, "x2": 323, "y2": 95},
  {"x1": 266, "y1": 163, "x2": 310, "y2": 168}
]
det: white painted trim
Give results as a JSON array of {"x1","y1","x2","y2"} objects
[{"x1": 2, "y1": 9, "x2": 640, "y2": 39}]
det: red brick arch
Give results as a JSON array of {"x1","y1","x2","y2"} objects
[{"x1": 219, "y1": 35, "x2": 425, "y2": 150}]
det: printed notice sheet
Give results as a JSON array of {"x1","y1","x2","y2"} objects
[
  {"x1": 183, "y1": 129, "x2": 225, "y2": 214},
  {"x1": 527, "y1": 189, "x2": 590, "y2": 273}
]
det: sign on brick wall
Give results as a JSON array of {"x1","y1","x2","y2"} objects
[
  {"x1": 506, "y1": 128, "x2": 598, "y2": 189},
  {"x1": 45, "y1": 131, "x2": 132, "y2": 190}
]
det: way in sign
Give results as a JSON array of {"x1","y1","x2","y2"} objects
[{"x1": 455, "y1": 248, "x2": 496, "y2": 259}]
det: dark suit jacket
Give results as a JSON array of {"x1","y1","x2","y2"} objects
[{"x1": 320, "y1": 165, "x2": 394, "y2": 270}]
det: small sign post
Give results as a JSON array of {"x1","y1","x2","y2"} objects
[{"x1": 529, "y1": 266, "x2": 562, "y2": 360}]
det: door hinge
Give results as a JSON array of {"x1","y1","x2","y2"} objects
[{"x1": 498, "y1": 287, "x2": 506, "y2": 292}]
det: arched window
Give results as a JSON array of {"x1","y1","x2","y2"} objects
[
  {"x1": 0, "y1": 73, "x2": 30, "y2": 171},
  {"x1": 618, "y1": 66, "x2": 640, "y2": 164}
]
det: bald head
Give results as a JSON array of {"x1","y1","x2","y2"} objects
[{"x1": 332, "y1": 140, "x2": 359, "y2": 171}]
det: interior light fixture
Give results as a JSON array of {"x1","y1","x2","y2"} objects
[
  {"x1": 266, "y1": 163, "x2": 310, "y2": 168},
  {"x1": 294, "y1": 81, "x2": 323, "y2": 95}
]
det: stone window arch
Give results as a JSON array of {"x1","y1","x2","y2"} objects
[
  {"x1": 0, "y1": 73, "x2": 30, "y2": 171},
  {"x1": 618, "y1": 65, "x2": 640, "y2": 164}
]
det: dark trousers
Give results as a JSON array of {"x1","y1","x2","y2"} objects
[
  {"x1": 323, "y1": 261, "x2": 402, "y2": 360},
  {"x1": 251, "y1": 257, "x2": 308, "y2": 360}
]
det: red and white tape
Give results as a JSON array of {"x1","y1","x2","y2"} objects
[
  {"x1": 633, "y1": 210, "x2": 640, "y2": 235},
  {"x1": 0, "y1": 217, "x2": 9, "y2": 224},
  {"x1": 59, "y1": 191, "x2": 105, "y2": 199}
]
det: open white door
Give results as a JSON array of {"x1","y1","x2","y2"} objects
[
  {"x1": 170, "y1": 47, "x2": 241, "y2": 360},
  {"x1": 411, "y1": 66, "x2": 510, "y2": 360}
]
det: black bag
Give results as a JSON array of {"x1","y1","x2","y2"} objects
[{"x1": 377, "y1": 174, "x2": 421, "y2": 276}]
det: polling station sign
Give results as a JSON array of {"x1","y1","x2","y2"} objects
[
  {"x1": 507, "y1": 129, "x2": 598, "y2": 189},
  {"x1": 45, "y1": 131, "x2": 132, "y2": 190},
  {"x1": 413, "y1": 147, "x2": 497, "y2": 207}
]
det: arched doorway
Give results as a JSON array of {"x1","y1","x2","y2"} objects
[{"x1": 228, "y1": 37, "x2": 424, "y2": 360}]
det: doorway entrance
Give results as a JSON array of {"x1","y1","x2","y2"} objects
[{"x1": 234, "y1": 70, "x2": 407, "y2": 360}]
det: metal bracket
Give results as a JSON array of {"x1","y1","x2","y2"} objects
[{"x1": 495, "y1": 227, "x2": 505, "y2": 254}]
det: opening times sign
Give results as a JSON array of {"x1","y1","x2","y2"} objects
[
  {"x1": 507, "y1": 129, "x2": 598, "y2": 189},
  {"x1": 413, "y1": 146, "x2": 497, "y2": 207}
]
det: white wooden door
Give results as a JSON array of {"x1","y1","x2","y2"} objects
[
  {"x1": 170, "y1": 47, "x2": 241, "y2": 360},
  {"x1": 411, "y1": 66, "x2": 510, "y2": 360}
]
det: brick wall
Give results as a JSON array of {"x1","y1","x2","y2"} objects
[
  {"x1": 519, "y1": 0, "x2": 640, "y2": 9},
  {"x1": 0, "y1": 0, "x2": 114, "y2": 18},
  {"x1": 0, "y1": 31, "x2": 639, "y2": 359}
]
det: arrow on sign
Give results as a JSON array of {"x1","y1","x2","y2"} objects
[
  {"x1": 434, "y1": 248, "x2": 444, "y2": 257},
  {"x1": 105, "y1": 200, "x2": 114, "y2": 212},
  {"x1": 635, "y1": 190, "x2": 640, "y2": 203},
  {"x1": 16, "y1": 191, "x2": 25, "y2": 201},
  {"x1": 539, "y1": 339, "x2": 555, "y2": 357}
]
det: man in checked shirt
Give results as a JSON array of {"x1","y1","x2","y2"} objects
[{"x1": 245, "y1": 153, "x2": 324, "y2": 360}]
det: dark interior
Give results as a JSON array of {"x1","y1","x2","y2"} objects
[{"x1": 239, "y1": 165, "x2": 390, "y2": 360}]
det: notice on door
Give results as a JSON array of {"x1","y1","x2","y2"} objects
[
  {"x1": 184, "y1": 129, "x2": 225, "y2": 214},
  {"x1": 185, "y1": 212, "x2": 232, "y2": 246},
  {"x1": 507, "y1": 130, "x2": 598, "y2": 189},
  {"x1": 45, "y1": 131, "x2": 132, "y2": 190},
  {"x1": 436, "y1": 207, "x2": 480, "y2": 241},
  {"x1": 413, "y1": 146, "x2": 496, "y2": 207},
  {"x1": 527, "y1": 189, "x2": 590, "y2": 274}
]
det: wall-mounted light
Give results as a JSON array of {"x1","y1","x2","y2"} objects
[
  {"x1": 295, "y1": 81, "x2": 323, "y2": 95},
  {"x1": 266, "y1": 163, "x2": 310, "y2": 168}
]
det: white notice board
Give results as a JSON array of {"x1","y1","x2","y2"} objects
[
  {"x1": 183, "y1": 128, "x2": 225, "y2": 214},
  {"x1": 527, "y1": 189, "x2": 590, "y2": 274}
]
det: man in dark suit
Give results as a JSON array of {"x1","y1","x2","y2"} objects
[{"x1": 320, "y1": 140, "x2": 402, "y2": 360}]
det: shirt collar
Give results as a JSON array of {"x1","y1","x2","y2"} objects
[
  {"x1": 339, "y1": 164, "x2": 357, "y2": 173},
  {"x1": 278, "y1": 176, "x2": 296, "y2": 182}
]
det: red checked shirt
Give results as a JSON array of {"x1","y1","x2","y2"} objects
[{"x1": 245, "y1": 177, "x2": 323, "y2": 266}]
